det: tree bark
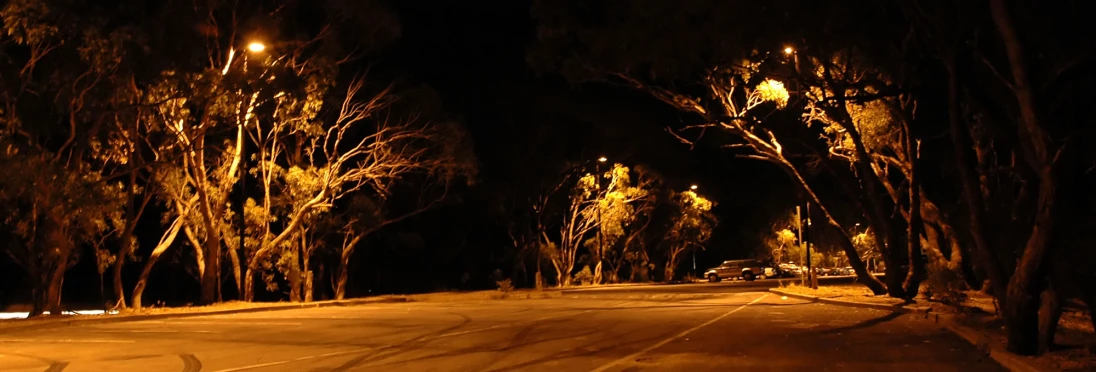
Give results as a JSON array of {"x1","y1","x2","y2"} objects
[
  {"x1": 823, "y1": 104, "x2": 905, "y2": 297},
  {"x1": 903, "y1": 140, "x2": 925, "y2": 298},
  {"x1": 241, "y1": 268, "x2": 254, "y2": 301},
  {"x1": 44, "y1": 220, "x2": 72, "y2": 316},
  {"x1": 335, "y1": 234, "x2": 363, "y2": 300},
  {"x1": 1037, "y1": 284, "x2": 1061, "y2": 354},
  {"x1": 944, "y1": 58, "x2": 1008, "y2": 301},
  {"x1": 132, "y1": 216, "x2": 185, "y2": 308},
  {"x1": 989, "y1": 0, "x2": 1063, "y2": 355}
]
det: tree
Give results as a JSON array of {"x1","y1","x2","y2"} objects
[
  {"x1": 903, "y1": 0, "x2": 1093, "y2": 354},
  {"x1": 762, "y1": 209, "x2": 799, "y2": 264},
  {"x1": 663, "y1": 190, "x2": 716, "y2": 281},
  {"x1": 1, "y1": 0, "x2": 130, "y2": 316},
  {"x1": 604, "y1": 166, "x2": 660, "y2": 283},
  {"x1": 239, "y1": 77, "x2": 475, "y2": 301},
  {"x1": 529, "y1": 0, "x2": 888, "y2": 295},
  {"x1": 586, "y1": 164, "x2": 654, "y2": 284}
]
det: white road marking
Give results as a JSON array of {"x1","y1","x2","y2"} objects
[
  {"x1": 0, "y1": 339, "x2": 136, "y2": 343},
  {"x1": 209, "y1": 348, "x2": 376, "y2": 372},
  {"x1": 589, "y1": 293, "x2": 769, "y2": 372},
  {"x1": 90, "y1": 330, "x2": 220, "y2": 333},
  {"x1": 137, "y1": 321, "x2": 301, "y2": 326}
]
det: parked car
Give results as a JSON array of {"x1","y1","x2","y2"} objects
[{"x1": 705, "y1": 259, "x2": 766, "y2": 282}]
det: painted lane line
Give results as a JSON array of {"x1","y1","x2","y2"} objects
[
  {"x1": 90, "y1": 330, "x2": 220, "y2": 334},
  {"x1": 0, "y1": 339, "x2": 136, "y2": 343},
  {"x1": 210, "y1": 348, "x2": 377, "y2": 372},
  {"x1": 137, "y1": 321, "x2": 301, "y2": 326},
  {"x1": 589, "y1": 293, "x2": 769, "y2": 372}
]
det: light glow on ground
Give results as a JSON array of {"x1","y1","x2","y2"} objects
[{"x1": 0, "y1": 310, "x2": 118, "y2": 320}]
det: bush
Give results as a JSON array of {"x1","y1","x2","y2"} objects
[
  {"x1": 921, "y1": 263, "x2": 968, "y2": 306},
  {"x1": 496, "y1": 278, "x2": 514, "y2": 293},
  {"x1": 573, "y1": 265, "x2": 594, "y2": 286}
]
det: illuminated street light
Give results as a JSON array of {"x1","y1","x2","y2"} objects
[
  {"x1": 247, "y1": 41, "x2": 266, "y2": 53},
  {"x1": 690, "y1": 185, "x2": 698, "y2": 190},
  {"x1": 598, "y1": 156, "x2": 608, "y2": 162},
  {"x1": 783, "y1": 46, "x2": 794, "y2": 55}
]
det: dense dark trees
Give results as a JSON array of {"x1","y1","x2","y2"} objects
[{"x1": 528, "y1": 0, "x2": 1095, "y2": 356}]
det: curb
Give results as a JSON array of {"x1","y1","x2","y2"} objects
[
  {"x1": 931, "y1": 313, "x2": 1048, "y2": 372},
  {"x1": 0, "y1": 296, "x2": 410, "y2": 334},
  {"x1": 768, "y1": 288, "x2": 1049, "y2": 372},
  {"x1": 768, "y1": 288, "x2": 931, "y2": 314}
]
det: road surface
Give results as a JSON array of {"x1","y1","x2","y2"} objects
[{"x1": 0, "y1": 285, "x2": 1001, "y2": 372}]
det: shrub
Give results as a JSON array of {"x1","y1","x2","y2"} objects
[
  {"x1": 573, "y1": 265, "x2": 594, "y2": 286},
  {"x1": 496, "y1": 278, "x2": 514, "y2": 293},
  {"x1": 921, "y1": 263, "x2": 968, "y2": 306}
]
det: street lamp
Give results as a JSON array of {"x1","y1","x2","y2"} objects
[
  {"x1": 690, "y1": 184, "x2": 698, "y2": 190},
  {"x1": 247, "y1": 41, "x2": 266, "y2": 53},
  {"x1": 597, "y1": 156, "x2": 607, "y2": 163},
  {"x1": 783, "y1": 46, "x2": 794, "y2": 55}
]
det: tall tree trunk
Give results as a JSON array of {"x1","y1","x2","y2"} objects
[
  {"x1": 828, "y1": 105, "x2": 905, "y2": 297},
  {"x1": 226, "y1": 240, "x2": 242, "y2": 299},
  {"x1": 189, "y1": 137, "x2": 224, "y2": 305},
  {"x1": 301, "y1": 233, "x2": 312, "y2": 302},
  {"x1": 990, "y1": 0, "x2": 1063, "y2": 355},
  {"x1": 131, "y1": 247, "x2": 167, "y2": 309},
  {"x1": 45, "y1": 252, "x2": 69, "y2": 316},
  {"x1": 44, "y1": 222, "x2": 71, "y2": 316},
  {"x1": 944, "y1": 59, "x2": 1008, "y2": 301},
  {"x1": 132, "y1": 216, "x2": 185, "y2": 308},
  {"x1": 903, "y1": 141, "x2": 925, "y2": 298},
  {"x1": 243, "y1": 268, "x2": 255, "y2": 302},
  {"x1": 1037, "y1": 283, "x2": 1062, "y2": 354},
  {"x1": 1004, "y1": 171, "x2": 1060, "y2": 355},
  {"x1": 111, "y1": 154, "x2": 153, "y2": 310},
  {"x1": 111, "y1": 235, "x2": 133, "y2": 310},
  {"x1": 335, "y1": 235, "x2": 362, "y2": 300}
]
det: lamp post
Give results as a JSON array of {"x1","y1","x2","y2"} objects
[
  {"x1": 237, "y1": 40, "x2": 266, "y2": 298},
  {"x1": 595, "y1": 156, "x2": 607, "y2": 283},
  {"x1": 689, "y1": 185, "x2": 698, "y2": 277},
  {"x1": 805, "y1": 203, "x2": 817, "y2": 289}
]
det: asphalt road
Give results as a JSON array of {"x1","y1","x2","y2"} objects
[{"x1": 0, "y1": 286, "x2": 1002, "y2": 372}]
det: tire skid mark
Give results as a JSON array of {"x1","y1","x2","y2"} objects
[
  {"x1": 180, "y1": 354, "x2": 202, "y2": 372},
  {"x1": 44, "y1": 362, "x2": 68, "y2": 372}
]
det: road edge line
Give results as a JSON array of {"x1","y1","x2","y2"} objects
[
  {"x1": 767, "y1": 288, "x2": 931, "y2": 313},
  {"x1": 588, "y1": 293, "x2": 768, "y2": 372},
  {"x1": 0, "y1": 297, "x2": 410, "y2": 334}
]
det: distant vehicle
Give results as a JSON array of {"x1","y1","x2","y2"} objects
[{"x1": 705, "y1": 259, "x2": 766, "y2": 282}]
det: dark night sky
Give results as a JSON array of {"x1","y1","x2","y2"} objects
[
  {"x1": 384, "y1": 0, "x2": 802, "y2": 266},
  {"x1": 0, "y1": 0, "x2": 858, "y2": 307}
]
